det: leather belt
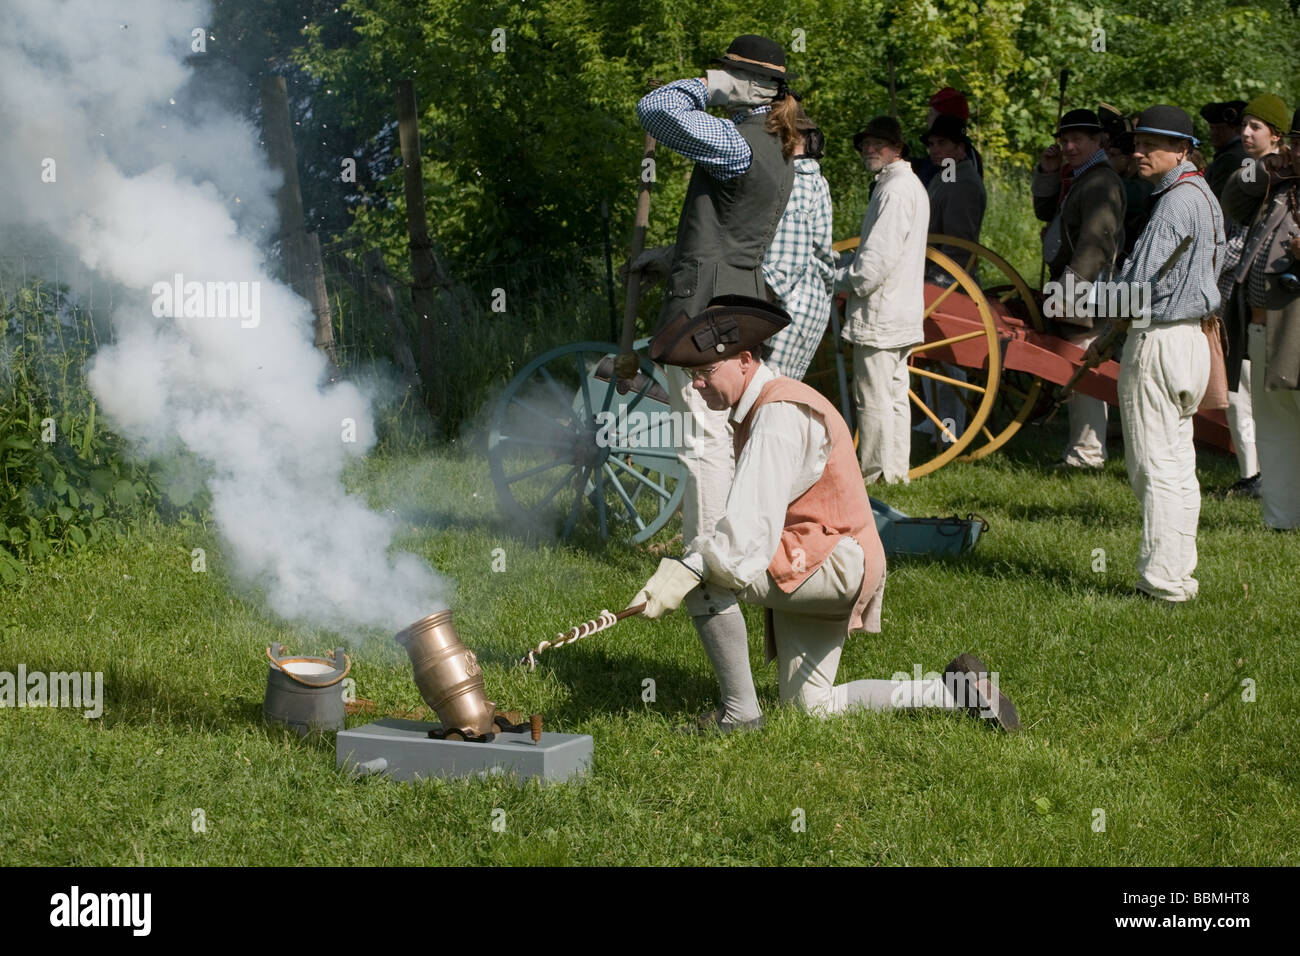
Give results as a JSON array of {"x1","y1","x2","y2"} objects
[{"x1": 1250, "y1": 306, "x2": 1268, "y2": 325}]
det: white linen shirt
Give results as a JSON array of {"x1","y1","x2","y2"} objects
[
  {"x1": 682, "y1": 364, "x2": 831, "y2": 591},
  {"x1": 836, "y1": 158, "x2": 930, "y2": 349}
]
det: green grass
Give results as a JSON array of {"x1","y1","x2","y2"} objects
[{"x1": 1, "y1": 421, "x2": 1296, "y2": 866}]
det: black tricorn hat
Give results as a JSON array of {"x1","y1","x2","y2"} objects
[
  {"x1": 1098, "y1": 102, "x2": 1129, "y2": 138},
  {"x1": 922, "y1": 113, "x2": 968, "y2": 146},
  {"x1": 711, "y1": 34, "x2": 795, "y2": 82},
  {"x1": 1200, "y1": 100, "x2": 1247, "y2": 125},
  {"x1": 649, "y1": 295, "x2": 790, "y2": 367},
  {"x1": 854, "y1": 115, "x2": 905, "y2": 151},
  {"x1": 1055, "y1": 108, "x2": 1103, "y2": 136}
]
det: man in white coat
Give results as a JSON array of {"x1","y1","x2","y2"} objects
[{"x1": 838, "y1": 116, "x2": 931, "y2": 483}]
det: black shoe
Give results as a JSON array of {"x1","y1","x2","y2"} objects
[
  {"x1": 1222, "y1": 473, "x2": 1262, "y2": 498},
  {"x1": 943, "y1": 654, "x2": 1021, "y2": 732},
  {"x1": 675, "y1": 709, "x2": 765, "y2": 736}
]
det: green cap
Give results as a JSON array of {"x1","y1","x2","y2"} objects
[{"x1": 1244, "y1": 93, "x2": 1291, "y2": 134}]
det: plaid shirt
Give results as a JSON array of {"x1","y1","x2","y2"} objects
[
  {"x1": 1118, "y1": 161, "x2": 1224, "y2": 323},
  {"x1": 636, "y1": 78, "x2": 770, "y2": 181},
  {"x1": 1071, "y1": 148, "x2": 1110, "y2": 181},
  {"x1": 762, "y1": 158, "x2": 835, "y2": 379}
]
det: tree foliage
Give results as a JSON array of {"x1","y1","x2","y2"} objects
[{"x1": 286, "y1": 0, "x2": 1297, "y2": 272}]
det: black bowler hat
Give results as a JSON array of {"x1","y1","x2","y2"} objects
[
  {"x1": 711, "y1": 34, "x2": 795, "y2": 82},
  {"x1": 922, "y1": 114, "x2": 969, "y2": 146},
  {"x1": 649, "y1": 295, "x2": 790, "y2": 367},
  {"x1": 1200, "y1": 100, "x2": 1247, "y2": 125},
  {"x1": 854, "y1": 115, "x2": 905, "y2": 151},
  {"x1": 1134, "y1": 104, "x2": 1199, "y2": 147},
  {"x1": 1055, "y1": 108, "x2": 1103, "y2": 136}
]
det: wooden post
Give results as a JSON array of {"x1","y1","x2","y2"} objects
[
  {"x1": 395, "y1": 79, "x2": 454, "y2": 415},
  {"x1": 260, "y1": 75, "x2": 338, "y2": 367},
  {"x1": 361, "y1": 248, "x2": 421, "y2": 386}
]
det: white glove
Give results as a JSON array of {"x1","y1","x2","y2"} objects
[
  {"x1": 630, "y1": 558, "x2": 702, "y2": 620},
  {"x1": 705, "y1": 69, "x2": 779, "y2": 108}
]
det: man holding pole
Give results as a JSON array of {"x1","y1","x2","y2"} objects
[
  {"x1": 628, "y1": 295, "x2": 1019, "y2": 732},
  {"x1": 1032, "y1": 108, "x2": 1127, "y2": 471}
]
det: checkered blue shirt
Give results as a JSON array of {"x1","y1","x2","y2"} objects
[
  {"x1": 1072, "y1": 148, "x2": 1110, "y2": 180},
  {"x1": 762, "y1": 158, "x2": 835, "y2": 379},
  {"x1": 636, "y1": 79, "x2": 769, "y2": 181},
  {"x1": 1118, "y1": 161, "x2": 1225, "y2": 323}
]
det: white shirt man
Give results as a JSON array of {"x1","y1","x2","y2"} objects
[{"x1": 837, "y1": 116, "x2": 930, "y2": 483}]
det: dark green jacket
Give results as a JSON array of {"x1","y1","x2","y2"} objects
[
  {"x1": 1032, "y1": 161, "x2": 1126, "y2": 327},
  {"x1": 659, "y1": 114, "x2": 794, "y2": 329},
  {"x1": 1205, "y1": 138, "x2": 1246, "y2": 201}
]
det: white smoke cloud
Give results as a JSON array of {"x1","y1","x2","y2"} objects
[{"x1": 0, "y1": 0, "x2": 448, "y2": 633}]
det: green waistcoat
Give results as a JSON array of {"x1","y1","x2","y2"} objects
[{"x1": 657, "y1": 113, "x2": 794, "y2": 330}]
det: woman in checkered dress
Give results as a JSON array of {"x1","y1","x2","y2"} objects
[{"x1": 760, "y1": 114, "x2": 835, "y2": 380}]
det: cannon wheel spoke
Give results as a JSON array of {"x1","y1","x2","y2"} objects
[{"x1": 488, "y1": 341, "x2": 685, "y2": 542}]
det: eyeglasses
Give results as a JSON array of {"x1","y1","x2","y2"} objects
[{"x1": 687, "y1": 362, "x2": 726, "y2": 382}]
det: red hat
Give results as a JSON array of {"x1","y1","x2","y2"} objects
[{"x1": 929, "y1": 87, "x2": 970, "y2": 121}]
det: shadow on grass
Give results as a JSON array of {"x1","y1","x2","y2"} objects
[
  {"x1": 515, "y1": 644, "x2": 722, "y2": 725},
  {"x1": 889, "y1": 549, "x2": 1089, "y2": 593},
  {"x1": 60, "y1": 661, "x2": 338, "y2": 754},
  {"x1": 1142, "y1": 658, "x2": 1250, "y2": 749}
]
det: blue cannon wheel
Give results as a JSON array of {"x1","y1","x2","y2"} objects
[{"x1": 487, "y1": 340, "x2": 686, "y2": 543}]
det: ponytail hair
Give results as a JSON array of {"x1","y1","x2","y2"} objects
[{"x1": 764, "y1": 85, "x2": 803, "y2": 161}]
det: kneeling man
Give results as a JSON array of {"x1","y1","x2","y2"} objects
[{"x1": 631, "y1": 295, "x2": 1018, "y2": 732}]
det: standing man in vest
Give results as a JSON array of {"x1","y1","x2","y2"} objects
[
  {"x1": 628, "y1": 295, "x2": 1019, "y2": 732},
  {"x1": 630, "y1": 35, "x2": 797, "y2": 714},
  {"x1": 1093, "y1": 106, "x2": 1225, "y2": 601},
  {"x1": 1033, "y1": 109, "x2": 1127, "y2": 471},
  {"x1": 838, "y1": 116, "x2": 930, "y2": 484}
]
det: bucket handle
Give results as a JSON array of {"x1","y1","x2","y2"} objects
[{"x1": 266, "y1": 644, "x2": 352, "y2": 687}]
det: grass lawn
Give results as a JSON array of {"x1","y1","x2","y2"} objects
[{"x1": 1, "y1": 421, "x2": 1296, "y2": 866}]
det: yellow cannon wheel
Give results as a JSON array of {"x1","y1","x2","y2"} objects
[
  {"x1": 926, "y1": 235, "x2": 1048, "y2": 462},
  {"x1": 825, "y1": 238, "x2": 1001, "y2": 480}
]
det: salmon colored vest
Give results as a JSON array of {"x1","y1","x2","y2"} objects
[{"x1": 733, "y1": 377, "x2": 886, "y2": 635}]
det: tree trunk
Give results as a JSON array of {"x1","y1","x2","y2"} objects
[
  {"x1": 361, "y1": 248, "x2": 421, "y2": 386},
  {"x1": 395, "y1": 79, "x2": 457, "y2": 417},
  {"x1": 260, "y1": 75, "x2": 338, "y2": 368}
]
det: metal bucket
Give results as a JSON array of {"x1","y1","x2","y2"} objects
[
  {"x1": 395, "y1": 610, "x2": 497, "y2": 738},
  {"x1": 263, "y1": 643, "x2": 350, "y2": 735}
]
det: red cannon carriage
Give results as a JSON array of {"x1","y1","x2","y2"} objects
[{"x1": 486, "y1": 235, "x2": 1232, "y2": 541}]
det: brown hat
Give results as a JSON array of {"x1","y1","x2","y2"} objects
[
  {"x1": 648, "y1": 295, "x2": 790, "y2": 367},
  {"x1": 854, "y1": 115, "x2": 904, "y2": 151}
]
